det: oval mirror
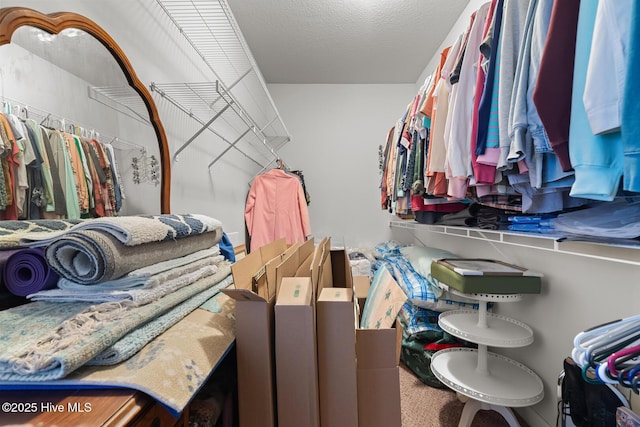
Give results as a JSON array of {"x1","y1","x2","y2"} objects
[{"x1": 0, "y1": 7, "x2": 171, "y2": 214}]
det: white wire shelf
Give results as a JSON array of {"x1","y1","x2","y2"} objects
[
  {"x1": 154, "y1": 0, "x2": 291, "y2": 168},
  {"x1": 88, "y1": 86, "x2": 151, "y2": 125},
  {"x1": 389, "y1": 219, "x2": 640, "y2": 266},
  {"x1": 150, "y1": 80, "x2": 285, "y2": 167}
]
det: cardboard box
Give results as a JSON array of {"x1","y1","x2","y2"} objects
[
  {"x1": 316, "y1": 287, "x2": 359, "y2": 427},
  {"x1": 314, "y1": 237, "x2": 333, "y2": 296},
  {"x1": 294, "y1": 237, "x2": 315, "y2": 278},
  {"x1": 355, "y1": 327, "x2": 402, "y2": 427},
  {"x1": 317, "y1": 245, "x2": 402, "y2": 427},
  {"x1": 275, "y1": 277, "x2": 319, "y2": 427},
  {"x1": 222, "y1": 238, "x2": 288, "y2": 427},
  {"x1": 353, "y1": 275, "x2": 370, "y2": 313}
]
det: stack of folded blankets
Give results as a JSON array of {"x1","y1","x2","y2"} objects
[{"x1": 0, "y1": 213, "x2": 233, "y2": 381}]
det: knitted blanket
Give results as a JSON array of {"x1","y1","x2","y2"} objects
[
  {"x1": 19, "y1": 214, "x2": 221, "y2": 247},
  {"x1": 0, "y1": 263, "x2": 231, "y2": 381},
  {"x1": 45, "y1": 228, "x2": 222, "y2": 284}
]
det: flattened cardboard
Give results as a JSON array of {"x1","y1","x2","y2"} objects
[
  {"x1": 310, "y1": 237, "x2": 325, "y2": 296},
  {"x1": 294, "y1": 238, "x2": 315, "y2": 278},
  {"x1": 317, "y1": 238, "x2": 333, "y2": 294},
  {"x1": 275, "y1": 277, "x2": 319, "y2": 427},
  {"x1": 295, "y1": 238, "x2": 315, "y2": 283},
  {"x1": 316, "y1": 287, "x2": 358, "y2": 427},
  {"x1": 275, "y1": 244, "x2": 302, "y2": 295},
  {"x1": 265, "y1": 242, "x2": 300, "y2": 300}
]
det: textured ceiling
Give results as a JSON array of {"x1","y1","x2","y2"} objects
[{"x1": 226, "y1": 0, "x2": 469, "y2": 84}]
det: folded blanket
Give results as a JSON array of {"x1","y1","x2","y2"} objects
[
  {"x1": 29, "y1": 255, "x2": 225, "y2": 304},
  {"x1": 19, "y1": 214, "x2": 221, "y2": 247},
  {"x1": 0, "y1": 219, "x2": 83, "y2": 249},
  {"x1": 54, "y1": 247, "x2": 221, "y2": 291},
  {"x1": 88, "y1": 274, "x2": 233, "y2": 365},
  {"x1": 45, "y1": 229, "x2": 221, "y2": 284},
  {"x1": 3, "y1": 248, "x2": 59, "y2": 297},
  {"x1": 0, "y1": 263, "x2": 232, "y2": 381}
]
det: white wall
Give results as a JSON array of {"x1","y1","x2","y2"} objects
[{"x1": 269, "y1": 84, "x2": 415, "y2": 249}]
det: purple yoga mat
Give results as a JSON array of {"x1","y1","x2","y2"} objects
[{"x1": 2, "y1": 248, "x2": 59, "y2": 297}]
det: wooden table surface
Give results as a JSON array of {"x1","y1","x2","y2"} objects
[{"x1": 0, "y1": 388, "x2": 186, "y2": 427}]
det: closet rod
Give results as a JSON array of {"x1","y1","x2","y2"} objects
[
  {"x1": 1, "y1": 96, "x2": 144, "y2": 150},
  {"x1": 149, "y1": 83, "x2": 263, "y2": 168}
]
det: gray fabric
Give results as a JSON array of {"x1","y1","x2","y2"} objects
[
  {"x1": 45, "y1": 228, "x2": 222, "y2": 284},
  {"x1": 497, "y1": 0, "x2": 529, "y2": 171},
  {"x1": 39, "y1": 126, "x2": 67, "y2": 216}
]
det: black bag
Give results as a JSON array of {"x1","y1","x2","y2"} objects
[{"x1": 561, "y1": 357, "x2": 628, "y2": 427}]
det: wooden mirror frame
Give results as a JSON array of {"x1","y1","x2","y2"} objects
[{"x1": 0, "y1": 7, "x2": 171, "y2": 214}]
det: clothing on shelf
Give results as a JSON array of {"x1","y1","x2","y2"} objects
[
  {"x1": 0, "y1": 112, "x2": 125, "y2": 220},
  {"x1": 380, "y1": 0, "x2": 640, "y2": 219},
  {"x1": 245, "y1": 168, "x2": 311, "y2": 253}
]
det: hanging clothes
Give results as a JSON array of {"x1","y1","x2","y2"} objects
[{"x1": 245, "y1": 168, "x2": 312, "y2": 252}]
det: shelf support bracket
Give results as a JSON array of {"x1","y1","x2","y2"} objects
[
  {"x1": 173, "y1": 102, "x2": 233, "y2": 160},
  {"x1": 208, "y1": 127, "x2": 252, "y2": 168},
  {"x1": 209, "y1": 68, "x2": 251, "y2": 109}
]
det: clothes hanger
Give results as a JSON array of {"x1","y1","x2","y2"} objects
[
  {"x1": 573, "y1": 316, "x2": 640, "y2": 366},
  {"x1": 19, "y1": 106, "x2": 29, "y2": 120},
  {"x1": 586, "y1": 330, "x2": 640, "y2": 368},
  {"x1": 607, "y1": 343, "x2": 640, "y2": 377}
]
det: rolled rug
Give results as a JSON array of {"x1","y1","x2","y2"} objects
[
  {"x1": 3, "y1": 248, "x2": 59, "y2": 296},
  {"x1": 45, "y1": 228, "x2": 222, "y2": 285}
]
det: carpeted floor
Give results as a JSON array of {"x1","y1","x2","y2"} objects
[{"x1": 400, "y1": 363, "x2": 529, "y2": 427}]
